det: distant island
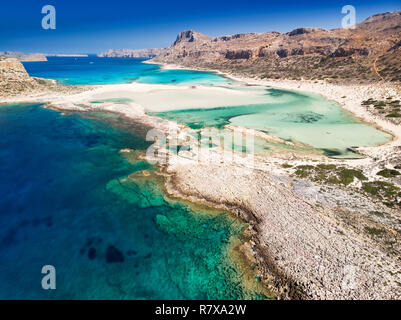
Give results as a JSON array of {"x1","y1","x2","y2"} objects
[
  {"x1": 46, "y1": 54, "x2": 89, "y2": 57},
  {"x1": 98, "y1": 48, "x2": 166, "y2": 59},
  {"x1": 0, "y1": 51, "x2": 48, "y2": 62},
  {"x1": 0, "y1": 51, "x2": 89, "y2": 62}
]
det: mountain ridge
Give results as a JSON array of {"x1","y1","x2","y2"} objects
[{"x1": 151, "y1": 11, "x2": 401, "y2": 83}]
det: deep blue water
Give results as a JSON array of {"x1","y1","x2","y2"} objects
[
  {"x1": 22, "y1": 56, "x2": 230, "y2": 86},
  {"x1": 0, "y1": 104, "x2": 265, "y2": 299}
]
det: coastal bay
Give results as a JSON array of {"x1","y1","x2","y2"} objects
[
  {"x1": 0, "y1": 103, "x2": 269, "y2": 299},
  {"x1": 1, "y1": 56, "x2": 400, "y2": 299}
]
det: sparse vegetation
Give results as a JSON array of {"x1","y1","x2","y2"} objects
[
  {"x1": 370, "y1": 211, "x2": 386, "y2": 217},
  {"x1": 294, "y1": 164, "x2": 367, "y2": 186},
  {"x1": 386, "y1": 112, "x2": 401, "y2": 118},
  {"x1": 293, "y1": 164, "x2": 400, "y2": 208},
  {"x1": 338, "y1": 168, "x2": 367, "y2": 185},
  {"x1": 364, "y1": 226, "x2": 386, "y2": 236},
  {"x1": 377, "y1": 168, "x2": 401, "y2": 178},
  {"x1": 362, "y1": 97, "x2": 401, "y2": 123},
  {"x1": 362, "y1": 181, "x2": 400, "y2": 207}
]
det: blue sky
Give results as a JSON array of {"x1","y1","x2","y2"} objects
[{"x1": 0, "y1": 0, "x2": 400, "y2": 53}]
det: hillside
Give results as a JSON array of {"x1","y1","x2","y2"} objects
[
  {"x1": 0, "y1": 57, "x2": 78, "y2": 97},
  {"x1": 151, "y1": 11, "x2": 401, "y2": 83}
]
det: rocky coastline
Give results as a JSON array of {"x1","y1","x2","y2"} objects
[{"x1": 1, "y1": 52, "x2": 400, "y2": 300}]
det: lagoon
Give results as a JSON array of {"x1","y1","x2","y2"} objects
[{"x1": 22, "y1": 57, "x2": 391, "y2": 157}]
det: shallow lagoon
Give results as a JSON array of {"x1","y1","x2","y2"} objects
[
  {"x1": 149, "y1": 88, "x2": 391, "y2": 158},
  {"x1": 23, "y1": 58, "x2": 391, "y2": 157}
]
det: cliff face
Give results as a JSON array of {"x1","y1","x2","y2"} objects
[
  {"x1": 0, "y1": 57, "x2": 35, "y2": 96},
  {"x1": 0, "y1": 57, "x2": 69, "y2": 97},
  {"x1": 152, "y1": 11, "x2": 401, "y2": 82},
  {"x1": 98, "y1": 48, "x2": 167, "y2": 59}
]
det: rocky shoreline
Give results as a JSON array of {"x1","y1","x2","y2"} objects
[
  {"x1": 1, "y1": 59, "x2": 400, "y2": 299},
  {"x1": 0, "y1": 57, "x2": 84, "y2": 98},
  {"x1": 153, "y1": 65, "x2": 401, "y2": 299}
]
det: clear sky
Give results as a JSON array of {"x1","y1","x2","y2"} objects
[{"x1": 1, "y1": 0, "x2": 400, "y2": 54}]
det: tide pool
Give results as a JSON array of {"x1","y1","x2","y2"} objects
[
  {"x1": 22, "y1": 56, "x2": 229, "y2": 86},
  {"x1": 0, "y1": 104, "x2": 266, "y2": 299}
]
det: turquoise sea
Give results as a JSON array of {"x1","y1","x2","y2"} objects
[
  {"x1": 22, "y1": 56, "x2": 229, "y2": 86},
  {"x1": 0, "y1": 104, "x2": 265, "y2": 299}
]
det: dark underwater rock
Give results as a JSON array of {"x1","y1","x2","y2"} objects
[
  {"x1": 106, "y1": 245, "x2": 124, "y2": 263},
  {"x1": 126, "y1": 250, "x2": 137, "y2": 256},
  {"x1": 88, "y1": 247, "x2": 96, "y2": 260}
]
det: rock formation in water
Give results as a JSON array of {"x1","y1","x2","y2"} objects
[
  {"x1": 151, "y1": 11, "x2": 401, "y2": 82},
  {"x1": 98, "y1": 48, "x2": 167, "y2": 59}
]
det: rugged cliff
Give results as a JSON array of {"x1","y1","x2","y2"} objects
[
  {"x1": 0, "y1": 57, "x2": 77, "y2": 97},
  {"x1": 98, "y1": 48, "x2": 167, "y2": 59},
  {"x1": 151, "y1": 11, "x2": 401, "y2": 82}
]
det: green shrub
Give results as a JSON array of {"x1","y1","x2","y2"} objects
[
  {"x1": 377, "y1": 168, "x2": 401, "y2": 178},
  {"x1": 362, "y1": 181, "x2": 400, "y2": 198},
  {"x1": 338, "y1": 169, "x2": 367, "y2": 185},
  {"x1": 386, "y1": 113, "x2": 401, "y2": 118},
  {"x1": 317, "y1": 164, "x2": 337, "y2": 170},
  {"x1": 327, "y1": 176, "x2": 340, "y2": 184},
  {"x1": 370, "y1": 211, "x2": 385, "y2": 217},
  {"x1": 364, "y1": 226, "x2": 386, "y2": 236}
]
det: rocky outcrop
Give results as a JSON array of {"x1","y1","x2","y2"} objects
[
  {"x1": 98, "y1": 48, "x2": 167, "y2": 59},
  {"x1": 225, "y1": 49, "x2": 253, "y2": 60},
  {"x1": 165, "y1": 159, "x2": 401, "y2": 300},
  {"x1": 332, "y1": 47, "x2": 370, "y2": 57},
  {"x1": 276, "y1": 49, "x2": 289, "y2": 58},
  {"x1": 0, "y1": 57, "x2": 79, "y2": 97},
  {"x1": 173, "y1": 30, "x2": 212, "y2": 45},
  {"x1": 0, "y1": 57, "x2": 35, "y2": 96},
  {"x1": 151, "y1": 11, "x2": 401, "y2": 82},
  {"x1": 287, "y1": 27, "x2": 324, "y2": 36}
]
